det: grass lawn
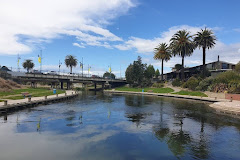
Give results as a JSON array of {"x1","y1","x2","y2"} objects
[
  {"x1": 115, "y1": 87, "x2": 174, "y2": 93},
  {"x1": 0, "y1": 88, "x2": 65, "y2": 100},
  {"x1": 172, "y1": 90, "x2": 208, "y2": 97}
]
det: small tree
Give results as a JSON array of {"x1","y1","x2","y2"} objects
[
  {"x1": 173, "y1": 64, "x2": 182, "y2": 71},
  {"x1": 103, "y1": 72, "x2": 115, "y2": 79},
  {"x1": 144, "y1": 65, "x2": 155, "y2": 79},
  {"x1": 155, "y1": 69, "x2": 160, "y2": 77},
  {"x1": 22, "y1": 59, "x2": 34, "y2": 73},
  {"x1": 65, "y1": 55, "x2": 78, "y2": 73}
]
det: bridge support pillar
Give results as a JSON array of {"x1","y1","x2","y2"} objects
[
  {"x1": 102, "y1": 83, "x2": 105, "y2": 90},
  {"x1": 67, "y1": 82, "x2": 71, "y2": 90},
  {"x1": 94, "y1": 83, "x2": 97, "y2": 91},
  {"x1": 60, "y1": 82, "x2": 64, "y2": 89},
  {"x1": 109, "y1": 84, "x2": 112, "y2": 89}
]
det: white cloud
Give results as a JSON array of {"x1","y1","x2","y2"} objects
[
  {"x1": 73, "y1": 43, "x2": 85, "y2": 48},
  {"x1": 0, "y1": 0, "x2": 135, "y2": 55}
]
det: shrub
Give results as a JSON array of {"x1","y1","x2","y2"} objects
[
  {"x1": 172, "y1": 78, "x2": 182, "y2": 87},
  {"x1": 196, "y1": 77, "x2": 214, "y2": 91},
  {"x1": 152, "y1": 83, "x2": 164, "y2": 88},
  {"x1": 182, "y1": 77, "x2": 199, "y2": 91},
  {"x1": 215, "y1": 71, "x2": 240, "y2": 84}
]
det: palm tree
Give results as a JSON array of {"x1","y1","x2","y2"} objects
[
  {"x1": 65, "y1": 55, "x2": 78, "y2": 73},
  {"x1": 194, "y1": 28, "x2": 216, "y2": 77},
  {"x1": 154, "y1": 43, "x2": 172, "y2": 81},
  {"x1": 22, "y1": 59, "x2": 34, "y2": 73},
  {"x1": 170, "y1": 30, "x2": 195, "y2": 80}
]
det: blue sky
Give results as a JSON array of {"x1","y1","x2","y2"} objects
[{"x1": 0, "y1": 0, "x2": 240, "y2": 77}]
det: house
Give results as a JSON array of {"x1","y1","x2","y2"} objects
[{"x1": 161, "y1": 58, "x2": 236, "y2": 80}]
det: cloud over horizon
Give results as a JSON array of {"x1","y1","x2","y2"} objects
[{"x1": 0, "y1": 0, "x2": 135, "y2": 55}]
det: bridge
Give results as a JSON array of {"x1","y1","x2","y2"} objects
[{"x1": 12, "y1": 73, "x2": 126, "y2": 90}]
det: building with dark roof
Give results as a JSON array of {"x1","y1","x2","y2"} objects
[{"x1": 161, "y1": 59, "x2": 235, "y2": 80}]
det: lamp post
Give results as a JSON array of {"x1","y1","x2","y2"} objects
[{"x1": 59, "y1": 60, "x2": 62, "y2": 75}]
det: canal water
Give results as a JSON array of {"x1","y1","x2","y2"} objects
[{"x1": 0, "y1": 92, "x2": 240, "y2": 160}]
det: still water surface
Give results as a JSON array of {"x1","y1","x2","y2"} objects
[{"x1": 0, "y1": 92, "x2": 240, "y2": 160}]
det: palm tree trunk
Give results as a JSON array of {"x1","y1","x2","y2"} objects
[
  {"x1": 161, "y1": 59, "x2": 164, "y2": 81},
  {"x1": 70, "y1": 66, "x2": 72, "y2": 74},
  {"x1": 203, "y1": 47, "x2": 206, "y2": 77},
  {"x1": 181, "y1": 56, "x2": 185, "y2": 80}
]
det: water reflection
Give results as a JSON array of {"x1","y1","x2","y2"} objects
[{"x1": 0, "y1": 92, "x2": 240, "y2": 160}]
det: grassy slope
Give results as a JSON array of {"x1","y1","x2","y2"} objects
[
  {"x1": 115, "y1": 87, "x2": 174, "y2": 93},
  {"x1": 0, "y1": 88, "x2": 65, "y2": 100},
  {"x1": 172, "y1": 90, "x2": 208, "y2": 97}
]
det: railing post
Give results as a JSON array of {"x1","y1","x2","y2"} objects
[
  {"x1": 56, "y1": 94, "x2": 58, "y2": 97},
  {"x1": 45, "y1": 96, "x2": 47, "y2": 100},
  {"x1": 28, "y1": 97, "x2": 31, "y2": 102},
  {"x1": 4, "y1": 100, "x2": 7, "y2": 106},
  {"x1": 230, "y1": 96, "x2": 233, "y2": 102}
]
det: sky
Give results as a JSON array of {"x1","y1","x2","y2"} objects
[{"x1": 0, "y1": 0, "x2": 240, "y2": 77}]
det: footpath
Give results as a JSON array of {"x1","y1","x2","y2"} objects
[{"x1": 0, "y1": 90, "x2": 78, "y2": 113}]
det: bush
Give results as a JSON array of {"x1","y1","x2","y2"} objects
[
  {"x1": 182, "y1": 77, "x2": 199, "y2": 91},
  {"x1": 215, "y1": 71, "x2": 240, "y2": 84},
  {"x1": 172, "y1": 78, "x2": 182, "y2": 87},
  {"x1": 152, "y1": 83, "x2": 164, "y2": 88},
  {"x1": 196, "y1": 77, "x2": 214, "y2": 91}
]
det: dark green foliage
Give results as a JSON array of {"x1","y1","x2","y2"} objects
[
  {"x1": 173, "y1": 64, "x2": 182, "y2": 71},
  {"x1": 155, "y1": 69, "x2": 160, "y2": 77},
  {"x1": 144, "y1": 65, "x2": 155, "y2": 79},
  {"x1": 22, "y1": 59, "x2": 34, "y2": 72},
  {"x1": 125, "y1": 56, "x2": 148, "y2": 87},
  {"x1": 172, "y1": 78, "x2": 182, "y2": 87},
  {"x1": 103, "y1": 72, "x2": 115, "y2": 79},
  {"x1": 65, "y1": 55, "x2": 78, "y2": 73},
  {"x1": 195, "y1": 77, "x2": 214, "y2": 91},
  {"x1": 182, "y1": 77, "x2": 199, "y2": 91}
]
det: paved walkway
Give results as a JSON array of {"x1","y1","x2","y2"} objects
[{"x1": 0, "y1": 90, "x2": 75, "y2": 108}]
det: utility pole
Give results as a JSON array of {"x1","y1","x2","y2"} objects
[
  {"x1": 120, "y1": 65, "x2": 121, "y2": 79},
  {"x1": 80, "y1": 57, "x2": 83, "y2": 78},
  {"x1": 88, "y1": 64, "x2": 91, "y2": 77}
]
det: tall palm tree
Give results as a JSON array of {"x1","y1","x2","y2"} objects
[
  {"x1": 194, "y1": 28, "x2": 216, "y2": 77},
  {"x1": 65, "y1": 55, "x2": 78, "y2": 73},
  {"x1": 170, "y1": 30, "x2": 195, "y2": 80},
  {"x1": 154, "y1": 43, "x2": 172, "y2": 81},
  {"x1": 22, "y1": 59, "x2": 34, "y2": 73}
]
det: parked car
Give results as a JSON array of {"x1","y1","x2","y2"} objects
[
  {"x1": 92, "y1": 75, "x2": 100, "y2": 78},
  {"x1": 47, "y1": 71, "x2": 57, "y2": 75},
  {"x1": 30, "y1": 70, "x2": 42, "y2": 74}
]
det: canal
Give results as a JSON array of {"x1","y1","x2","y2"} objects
[{"x1": 0, "y1": 91, "x2": 240, "y2": 160}]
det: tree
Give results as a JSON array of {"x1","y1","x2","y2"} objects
[
  {"x1": 65, "y1": 55, "x2": 78, "y2": 73},
  {"x1": 125, "y1": 56, "x2": 146, "y2": 87},
  {"x1": 125, "y1": 64, "x2": 134, "y2": 84},
  {"x1": 194, "y1": 28, "x2": 216, "y2": 77},
  {"x1": 103, "y1": 72, "x2": 115, "y2": 79},
  {"x1": 144, "y1": 65, "x2": 155, "y2": 79},
  {"x1": 155, "y1": 69, "x2": 160, "y2": 77},
  {"x1": 154, "y1": 43, "x2": 172, "y2": 81},
  {"x1": 22, "y1": 59, "x2": 34, "y2": 73},
  {"x1": 173, "y1": 64, "x2": 182, "y2": 71},
  {"x1": 170, "y1": 30, "x2": 195, "y2": 80}
]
